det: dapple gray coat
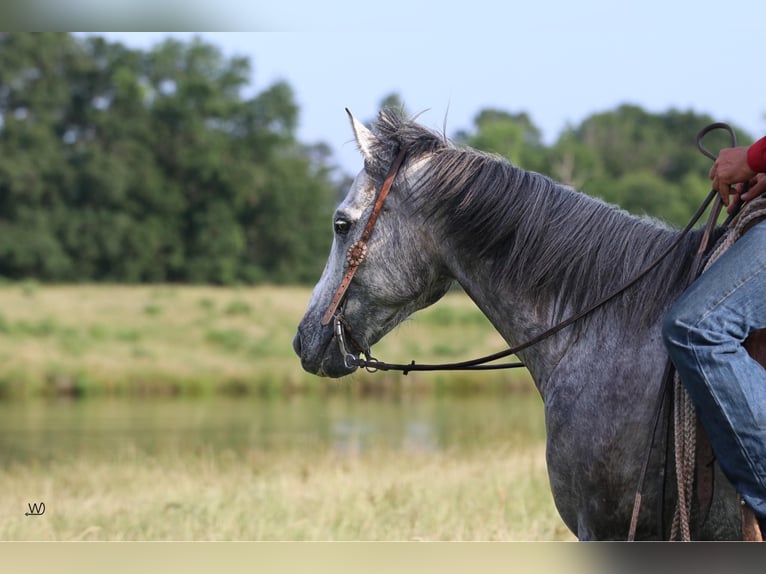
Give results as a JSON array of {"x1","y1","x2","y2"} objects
[{"x1": 294, "y1": 110, "x2": 741, "y2": 540}]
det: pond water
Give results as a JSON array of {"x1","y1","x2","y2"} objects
[{"x1": 0, "y1": 392, "x2": 546, "y2": 465}]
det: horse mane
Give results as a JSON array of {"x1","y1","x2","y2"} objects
[{"x1": 369, "y1": 109, "x2": 704, "y2": 327}]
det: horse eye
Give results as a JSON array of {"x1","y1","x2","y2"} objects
[{"x1": 334, "y1": 217, "x2": 351, "y2": 236}]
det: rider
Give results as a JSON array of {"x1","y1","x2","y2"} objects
[{"x1": 663, "y1": 133, "x2": 766, "y2": 532}]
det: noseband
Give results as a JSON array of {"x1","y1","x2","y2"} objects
[{"x1": 320, "y1": 148, "x2": 407, "y2": 328}]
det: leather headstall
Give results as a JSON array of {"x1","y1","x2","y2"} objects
[{"x1": 320, "y1": 148, "x2": 407, "y2": 327}]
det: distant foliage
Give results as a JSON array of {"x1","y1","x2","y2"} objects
[
  {"x1": 0, "y1": 35, "x2": 756, "y2": 285},
  {"x1": 0, "y1": 33, "x2": 339, "y2": 284},
  {"x1": 460, "y1": 103, "x2": 754, "y2": 227}
]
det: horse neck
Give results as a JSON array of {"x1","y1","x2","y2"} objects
[
  {"x1": 430, "y1": 175, "x2": 701, "y2": 392},
  {"x1": 443, "y1": 251, "x2": 576, "y2": 391}
]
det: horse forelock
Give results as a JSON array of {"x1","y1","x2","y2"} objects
[{"x1": 369, "y1": 110, "x2": 702, "y2": 329}]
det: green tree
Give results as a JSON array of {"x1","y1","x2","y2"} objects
[
  {"x1": 456, "y1": 108, "x2": 549, "y2": 174},
  {"x1": 566, "y1": 105, "x2": 752, "y2": 225},
  {"x1": 0, "y1": 33, "x2": 83, "y2": 279},
  {"x1": 0, "y1": 33, "x2": 339, "y2": 284}
]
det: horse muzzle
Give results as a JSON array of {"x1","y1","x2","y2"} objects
[{"x1": 292, "y1": 322, "x2": 358, "y2": 378}]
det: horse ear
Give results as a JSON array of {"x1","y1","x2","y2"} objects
[{"x1": 346, "y1": 108, "x2": 377, "y2": 163}]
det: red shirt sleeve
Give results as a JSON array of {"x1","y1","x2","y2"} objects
[{"x1": 747, "y1": 135, "x2": 766, "y2": 173}]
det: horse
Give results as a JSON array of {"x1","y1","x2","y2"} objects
[{"x1": 292, "y1": 109, "x2": 742, "y2": 540}]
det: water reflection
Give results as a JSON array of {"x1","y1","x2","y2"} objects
[{"x1": 0, "y1": 393, "x2": 545, "y2": 465}]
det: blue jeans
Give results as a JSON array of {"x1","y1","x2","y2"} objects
[{"x1": 663, "y1": 218, "x2": 766, "y2": 524}]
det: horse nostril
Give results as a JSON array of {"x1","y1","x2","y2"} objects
[{"x1": 292, "y1": 332, "x2": 302, "y2": 356}]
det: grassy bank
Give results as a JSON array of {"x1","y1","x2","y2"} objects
[{"x1": 0, "y1": 284, "x2": 533, "y2": 399}]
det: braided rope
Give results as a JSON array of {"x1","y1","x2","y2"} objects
[
  {"x1": 671, "y1": 375, "x2": 696, "y2": 541},
  {"x1": 671, "y1": 195, "x2": 766, "y2": 541}
]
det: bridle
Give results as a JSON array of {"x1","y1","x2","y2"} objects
[
  {"x1": 319, "y1": 124, "x2": 732, "y2": 376},
  {"x1": 320, "y1": 148, "x2": 407, "y2": 328}
]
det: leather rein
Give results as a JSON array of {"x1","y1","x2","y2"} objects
[{"x1": 320, "y1": 128, "x2": 729, "y2": 376}]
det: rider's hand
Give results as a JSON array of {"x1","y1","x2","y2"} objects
[
  {"x1": 710, "y1": 146, "x2": 756, "y2": 207},
  {"x1": 727, "y1": 173, "x2": 766, "y2": 214}
]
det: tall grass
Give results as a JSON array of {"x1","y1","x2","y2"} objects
[
  {"x1": 0, "y1": 284, "x2": 532, "y2": 399},
  {"x1": 0, "y1": 443, "x2": 572, "y2": 541}
]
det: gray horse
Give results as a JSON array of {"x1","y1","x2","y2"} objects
[{"x1": 293, "y1": 109, "x2": 741, "y2": 540}]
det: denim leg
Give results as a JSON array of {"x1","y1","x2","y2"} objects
[{"x1": 663, "y1": 218, "x2": 766, "y2": 521}]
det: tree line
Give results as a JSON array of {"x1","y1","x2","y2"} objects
[
  {"x1": 0, "y1": 32, "x2": 338, "y2": 284},
  {"x1": 0, "y1": 34, "x2": 755, "y2": 284},
  {"x1": 454, "y1": 103, "x2": 754, "y2": 228}
]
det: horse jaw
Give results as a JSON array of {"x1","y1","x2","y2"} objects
[{"x1": 346, "y1": 108, "x2": 377, "y2": 162}]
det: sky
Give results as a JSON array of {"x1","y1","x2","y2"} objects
[{"x1": 78, "y1": 0, "x2": 764, "y2": 176}]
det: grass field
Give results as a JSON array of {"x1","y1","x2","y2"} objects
[
  {"x1": 0, "y1": 283, "x2": 533, "y2": 398},
  {"x1": 0, "y1": 441, "x2": 572, "y2": 541},
  {"x1": 0, "y1": 284, "x2": 571, "y2": 541},
  {"x1": 0, "y1": 393, "x2": 575, "y2": 541}
]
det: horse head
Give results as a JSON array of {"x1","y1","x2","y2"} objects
[{"x1": 292, "y1": 109, "x2": 453, "y2": 377}]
